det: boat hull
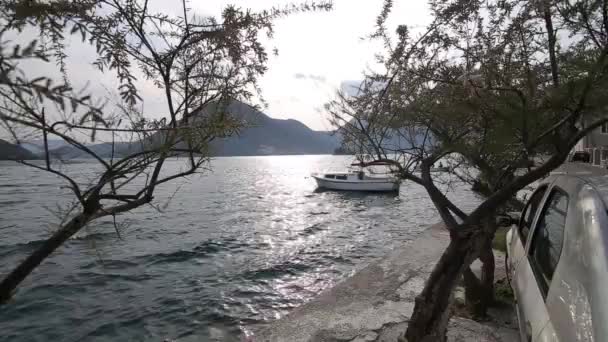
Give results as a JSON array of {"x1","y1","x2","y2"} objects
[{"x1": 312, "y1": 176, "x2": 399, "y2": 192}]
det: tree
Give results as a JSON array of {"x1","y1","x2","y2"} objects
[
  {"x1": 328, "y1": 0, "x2": 608, "y2": 340},
  {"x1": 0, "y1": 0, "x2": 331, "y2": 304}
]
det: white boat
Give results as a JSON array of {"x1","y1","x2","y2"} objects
[
  {"x1": 429, "y1": 166, "x2": 449, "y2": 172},
  {"x1": 413, "y1": 165, "x2": 450, "y2": 173},
  {"x1": 311, "y1": 165, "x2": 400, "y2": 192},
  {"x1": 312, "y1": 172, "x2": 399, "y2": 192}
]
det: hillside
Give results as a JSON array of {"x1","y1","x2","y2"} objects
[
  {"x1": 19, "y1": 140, "x2": 69, "y2": 154},
  {"x1": 207, "y1": 101, "x2": 338, "y2": 156},
  {"x1": 17, "y1": 103, "x2": 437, "y2": 160},
  {"x1": 23, "y1": 101, "x2": 340, "y2": 159},
  {"x1": 0, "y1": 139, "x2": 39, "y2": 160}
]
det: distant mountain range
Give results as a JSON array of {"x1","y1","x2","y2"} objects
[
  {"x1": 0, "y1": 101, "x2": 341, "y2": 160},
  {"x1": 0, "y1": 139, "x2": 39, "y2": 160},
  {"x1": 207, "y1": 101, "x2": 339, "y2": 156}
]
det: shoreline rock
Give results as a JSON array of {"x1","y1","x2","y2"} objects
[{"x1": 252, "y1": 223, "x2": 518, "y2": 342}]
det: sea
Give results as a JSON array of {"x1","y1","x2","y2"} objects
[{"x1": 0, "y1": 155, "x2": 481, "y2": 342}]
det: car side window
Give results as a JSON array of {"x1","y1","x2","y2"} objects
[
  {"x1": 528, "y1": 188, "x2": 568, "y2": 297},
  {"x1": 519, "y1": 186, "x2": 548, "y2": 243}
]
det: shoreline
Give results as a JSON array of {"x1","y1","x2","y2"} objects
[{"x1": 252, "y1": 223, "x2": 518, "y2": 342}]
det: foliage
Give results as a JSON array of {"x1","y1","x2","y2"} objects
[
  {"x1": 0, "y1": 0, "x2": 331, "y2": 304},
  {"x1": 329, "y1": 0, "x2": 608, "y2": 340}
]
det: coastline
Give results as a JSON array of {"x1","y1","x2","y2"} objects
[{"x1": 252, "y1": 223, "x2": 518, "y2": 342}]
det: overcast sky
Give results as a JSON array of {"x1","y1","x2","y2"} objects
[
  {"x1": 239, "y1": 0, "x2": 431, "y2": 130},
  {"x1": 12, "y1": 0, "x2": 431, "y2": 134}
]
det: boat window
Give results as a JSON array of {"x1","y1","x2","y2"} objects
[
  {"x1": 528, "y1": 188, "x2": 568, "y2": 299},
  {"x1": 335, "y1": 175, "x2": 347, "y2": 180},
  {"x1": 519, "y1": 185, "x2": 547, "y2": 244},
  {"x1": 324, "y1": 174, "x2": 335, "y2": 179}
]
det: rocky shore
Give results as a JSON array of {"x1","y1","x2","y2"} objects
[{"x1": 253, "y1": 224, "x2": 519, "y2": 342}]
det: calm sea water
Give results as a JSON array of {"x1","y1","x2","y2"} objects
[{"x1": 0, "y1": 156, "x2": 481, "y2": 342}]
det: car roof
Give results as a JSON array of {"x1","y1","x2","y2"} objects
[
  {"x1": 539, "y1": 172, "x2": 608, "y2": 339},
  {"x1": 581, "y1": 176, "x2": 608, "y2": 207},
  {"x1": 542, "y1": 173, "x2": 608, "y2": 208}
]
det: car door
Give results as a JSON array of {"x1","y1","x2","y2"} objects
[
  {"x1": 527, "y1": 188, "x2": 569, "y2": 341},
  {"x1": 511, "y1": 184, "x2": 552, "y2": 341},
  {"x1": 510, "y1": 185, "x2": 548, "y2": 272},
  {"x1": 518, "y1": 187, "x2": 569, "y2": 341}
]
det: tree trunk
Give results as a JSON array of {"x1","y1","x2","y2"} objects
[
  {"x1": 0, "y1": 211, "x2": 94, "y2": 304},
  {"x1": 462, "y1": 239, "x2": 494, "y2": 317},
  {"x1": 463, "y1": 217, "x2": 496, "y2": 317},
  {"x1": 479, "y1": 238, "x2": 495, "y2": 306},
  {"x1": 401, "y1": 232, "x2": 481, "y2": 342},
  {"x1": 463, "y1": 267, "x2": 483, "y2": 317},
  {"x1": 542, "y1": 1, "x2": 559, "y2": 87}
]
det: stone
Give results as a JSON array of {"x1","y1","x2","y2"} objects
[
  {"x1": 253, "y1": 224, "x2": 519, "y2": 342},
  {"x1": 351, "y1": 331, "x2": 378, "y2": 342}
]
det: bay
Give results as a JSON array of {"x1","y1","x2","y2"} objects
[{"x1": 0, "y1": 155, "x2": 481, "y2": 341}]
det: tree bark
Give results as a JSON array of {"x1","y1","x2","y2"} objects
[
  {"x1": 463, "y1": 214, "x2": 496, "y2": 317},
  {"x1": 0, "y1": 211, "x2": 94, "y2": 304},
  {"x1": 478, "y1": 237, "x2": 495, "y2": 307},
  {"x1": 401, "y1": 231, "x2": 482, "y2": 342},
  {"x1": 541, "y1": 1, "x2": 559, "y2": 87},
  {"x1": 462, "y1": 238, "x2": 495, "y2": 318}
]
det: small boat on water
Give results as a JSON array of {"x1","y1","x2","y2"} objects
[
  {"x1": 429, "y1": 166, "x2": 449, "y2": 173},
  {"x1": 311, "y1": 162, "x2": 400, "y2": 192},
  {"x1": 413, "y1": 163, "x2": 449, "y2": 173}
]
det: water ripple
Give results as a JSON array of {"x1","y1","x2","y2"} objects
[{"x1": 0, "y1": 156, "x2": 481, "y2": 341}]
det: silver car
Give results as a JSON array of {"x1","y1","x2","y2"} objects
[{"x1": 506, "y1": 174, "x2": 608, "y2": 341}]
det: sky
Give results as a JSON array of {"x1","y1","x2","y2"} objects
[
  {"x1": 9, "y1": 0, "x2": 432, "y2": 136},
  {"x1": 234, "y1": 0, "x2": 432, "y2": 130}
]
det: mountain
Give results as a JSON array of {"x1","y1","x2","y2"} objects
[
  {"x1": 0, "y1": 139, "x2": 39, "y2": 160},
  {"x1": 206, "y1": 101, "x2": 339, "y2": 156},
  {"x1": 18, "y1": 102, "x2": 437, "y2": 159},
  {"x1": 333, "y1": 118, "x2": 432, "y2": 155},
  {"x1": 46, "y1": 142, "x2": 138, "y2": 159},
  {"x1": 19, "y1": 139, "x2": 69, "y2": 154},
  {"x1": 21, "y1": 101, "x2": 341, "y2": 159}
]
